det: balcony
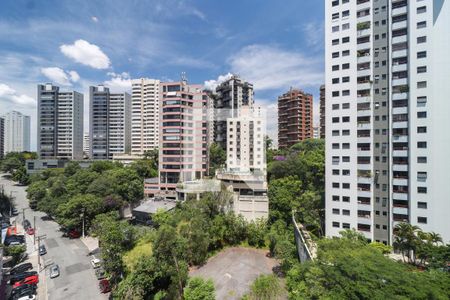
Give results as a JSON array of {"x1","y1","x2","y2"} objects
[
  {"x1": 392, "y1": 5, "x2": 407, "y2": 17},
  {"x1": 393, "y1": 150, "x2": 408, "y2": 157},
  {"x1": 392, "y1": 121, "x2": 408, "y2": 129},
  {"x1": 392, "y1": 49, "x2": 408, "y2": 59},
  {"x1": 393, "y1": 106, "x2": 408, "y2": 115},
  {"x1": 392, "y1": 135, "x2": 408, "y2": 143},
  {"x1": 393, "y1": 164, "x2": 408, "y2": 172},
  {"x1": 392, "y1": 63, "x2": 408, "y2": 73},
  {"x1": 393, "y1": 206, "x2": 409, "y2": 215},
  {"x1": 357, "y1": 223, "x2": 371, "y2": 232},
  {"x1": 392, "y1": 92, "x2": 408, "y2": 101},
  {"x1": 392, "y1": 20, "x2": 408, "y2": 31},
  {"x1": 393, "y1": 178, "x2": 408, "y2": 186},
  {"x1": 393, "y1": 191, "x2": 408, "y2": 201},
  {"x1": 392, "y1": 34, "x2": 408, "y2": 44},
  {"x1": 358, "y1": 176, "x2": 372, "y2": 185},
  {"x1": 392, "y1": 78, "x2": 408, "y2": 87}
]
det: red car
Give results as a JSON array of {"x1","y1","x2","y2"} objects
[
  {"x1": 26, "y1": 227, "x2": 35, "y2": 235},
  {"x1": 99, "y1": 279, "x2": 111, "y2": 293},
  {"x1": 12, "y1": 275, "x2": 39, "y2": 288},
  {"x1": 68, "y1": 230, "x2": 81, "y2": 239}
]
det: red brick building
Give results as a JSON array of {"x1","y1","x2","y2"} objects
[{"x1": 277, "y1": 88, "x2": 313, "y2": 149}]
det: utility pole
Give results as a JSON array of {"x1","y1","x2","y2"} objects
[{"x1": 37, "y1": 234, "x2": 47, "y2": 272}]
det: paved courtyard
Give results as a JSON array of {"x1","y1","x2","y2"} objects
[{"x1": 190, "y1": 247, "x2": 279, "y2": 300}]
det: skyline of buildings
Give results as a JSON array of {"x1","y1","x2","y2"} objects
[
  {"x1": 325, "y1": 0, "x2": 450, "y2": 244},
  {"x1": 277, "y1": 88, "x2": 314, "y2": 148}
]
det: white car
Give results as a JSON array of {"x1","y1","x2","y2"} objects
[
  {"x1": 50, "y1": 264, "x2": 60, "y2": 278},
  {"x1": 90, "y1": 256, "x2": 101, "y2": 269},
  {"x1": 17, "y1": 295, "x2": 36, "y2": 300}
]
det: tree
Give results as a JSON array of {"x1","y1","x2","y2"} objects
[
  {"x1": 393, "y1": 222, "x2": 421, "y2": 263},
  {"x1": 287, "y1": 236, "x2": 450, "y2": 300},
  {"x1": 268, "y1": 176, "x2": 302, "y2": 224},
  {"x1": 208, "y1": 143, "x2": 226, "y2": 176},
  {"x1": 152, "y1": 225, "x2": 189, "y2": 299},
  {"x1": 130, "y1": 159, "x2": 158, "y2": 179},
  {"x1": 56, "y1": 194, "x2": 105, "y2": 230},
  {"x1": 92, "y1": 212, "x2": 136, "y2": 283},
  {"x1": 12, "y1": 166, "x2": 30, "y2": 185},
  {"x1": 247, "y1": 274, "x2": 283, "y2": 300},
  {"x1": 247, "y1": 218, "x2": 267, "y2": 248},
  {"x1": 184, "y1": 277, "x2": 215, "y2": 300}
]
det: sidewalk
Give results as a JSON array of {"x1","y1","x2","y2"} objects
[
  {"x1": 15, "y1": 218, "x2": 47, "y2": 300},
  {"x1": 80, "y1": 236, "x2": 100, "y2": 255}
]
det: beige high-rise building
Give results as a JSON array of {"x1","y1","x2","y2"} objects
[{"x1": 131, "y1": 78, "x2": 160, "y2": 155}]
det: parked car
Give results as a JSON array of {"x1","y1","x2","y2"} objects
[
  {"x1": 12, "y1": 275, "x2": 39, "y2": 288},
  {"x1": 17, "y1": 294, "x2": 36, "y2": 300},
  {"x1": 11, "y1": 208, "x2": 19, "y2": 216},
  {"x1": 10, "y1": 271, "x2": 38, "y2": 284},
  {"x1": 50, "y1": 265, "x2": 60, "y2": 279},
  {"x1": 95, "y1": 268, "x2": 106, "y2": 280},
  {"x1": 5, "y1": 235, "x2": 25, "y2": 243},
  {"x1": 11, "y1": 284, "x2": 37, "y2": 298},
  {"x1": 68, "y1": 229, "x2": 81, "y2": 239},
  {"x1": 91, "y1": 256, "x2": 101, "y2": 269},
  {"x1": 39, "y1": 245, "x2": 46, "y2": 256},
  {"x1": 9, "y1": 263, "x2": 33, "y2": 275},
  {"x1": 26, "y1": 227, "x2": 35, "y2": 235},
  {"x1": 2, "y1": 222, "x2": 10, "y2": 229},
  {"x1": 99, "y1": 279, "x2": 111, "y2": 293},
  {"x1": 23, "y1": 219, "x2": 31, "y2": 229}
]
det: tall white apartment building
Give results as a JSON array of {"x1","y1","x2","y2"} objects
[
  {"x1": 325, "y1": 0, "x2": 450, "y2": 243},
  {"x1": 37, "y1": 84, "x2": 84, "y2": 160},
  {"x1": 2, "y1": 111, "x2": 30, "y2": 154},
  {"x1": 217, "y1": 105, "x2": 269, "y2": 221},
  {"x1": 131, "y1": 78, "x2": 160, "y2": 155},
  {"x1": 226, "y1": 106, "x2": 266, "y2": 173},
  {"x1": 89, "y1": 85, "x2": 131, "y2": 159}
]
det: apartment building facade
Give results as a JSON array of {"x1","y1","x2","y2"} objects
[
  {"x1": 131, "y1": 78, "x2": 160, "y2": 155},
  {"x1": 37, "y1": 84, "x2": 83, "y2": 160},
  {"x1": 2, "y1": 111, "x2": 30, "y2": 154},
  {"x1": 320, "y1": 84, "x2": 326, "y2": 139},
  {"x1": 325, "y1": 0, "x2": 450, "y2": 243},
  {"x1": 277, "y1": 88, "x2": 313, "y2": 149},
  {"x1": 0, "y1": 117, "x2": 4, "y2": 159},
  {"x1": 217, "y1": 105, "x2": 269, "y2": 221},
  {"x1": 214, "y1": 76, "x2": 254, "y2": 149},
  {"x1": 89, "y1": 85, "x2": 131, "y2": 159},
  {"x1": 147, "y1": 80, "x2": 209, "y2": 199}
]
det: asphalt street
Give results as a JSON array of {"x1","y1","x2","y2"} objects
[{"x1": 1, "y1": 174, "x2": 108, "y2": 300}]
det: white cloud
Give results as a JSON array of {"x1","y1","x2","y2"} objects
[
  {"x1": 41, "y1": 67, "x2": 80, "y2": 86},
  {"x1": 303, "y1": 21, "x2": 324, "y2": 51},
  {"x1": 60, "y1": 39, "x2": 111, "y2": 69},
  {"x1": 228, "y1": 44, "x2": 323, "y2": 91},
  {"x1": 0, "y1": 83, "x2": 35, "y2": 106},
  {"x1": 103, "y1": 72, "x2": 131, "y2": 92},
  {"x1": 69, "y1": 70, "x2": 80, "y2": 82},
  {"x1": 203, "y1": 73, "x2": 233, "y2": 91},
  {"x1": 91, "y1": 16, "x2": 98, "y2": 23}
]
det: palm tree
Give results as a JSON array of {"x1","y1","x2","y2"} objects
[
  {"x1": 393, "y1": 222, "x2": 421, "y2": 263},
  {"x1": 427, "y1": 232, "x2": 443, "y2": 246}
]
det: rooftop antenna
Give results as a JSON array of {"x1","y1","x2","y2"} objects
[{"x1": 181, "y1": 72, "x2": 187, "y2": 84}]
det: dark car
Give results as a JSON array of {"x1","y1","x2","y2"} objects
[
  {"x1": 10, "y1": 271, "x2": 38, "y2": 284},
  {"x1": 39, "y1": 245, "x2": 47, "y2": 256},
  {"x1": 11, "y1": 208, "x2": 19, "y2": 216},
  {"x1": 9, "y1": 263, "x2": 33, "y2": 275},
  {"x1": 11, "y1": 283, "x2": 37, "y2": 297},
  {"x1": 95, "y1": 268, "x2": 106, "y2": 280}
]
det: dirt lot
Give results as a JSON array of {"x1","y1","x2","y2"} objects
[{"x1": 190, "y1": 247, "x2": 279, "y2": 300}]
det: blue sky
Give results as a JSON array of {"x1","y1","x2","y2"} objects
[{"x1": 0, "y1": 0, "x2": 325, "y2": 150}]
